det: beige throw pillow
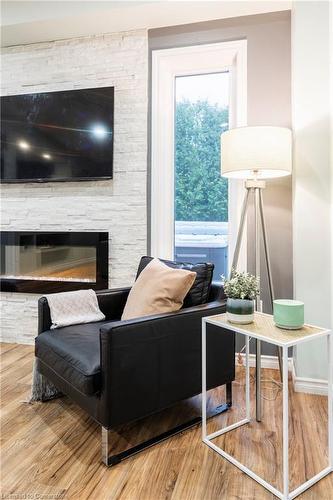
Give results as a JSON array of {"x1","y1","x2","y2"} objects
[{"x1": 121, "y1": 258, "x2": 197, "y2": 321}]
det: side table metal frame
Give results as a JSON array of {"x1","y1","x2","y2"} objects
[{"x1": 202, "y1": 317, "x2": 333, "y2": 500}]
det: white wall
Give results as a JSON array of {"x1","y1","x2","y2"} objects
[
  {"x1": 1, "y1": 1, "x2": 291, "y2": 47},
  {"x1": 0, "y1": 30, "x2": 148, "y2": 344},
  {"x1": 292, "y1": 1, "x2": 332, "y2": 380}
]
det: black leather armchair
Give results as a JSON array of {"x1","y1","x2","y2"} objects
[{"x1": 35, "y1": 260, "x2": 235, "y2": 466}]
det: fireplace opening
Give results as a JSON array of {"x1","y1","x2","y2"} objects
[{"x1": 0, "y1": 232, "x2": 108, "y2": 293}]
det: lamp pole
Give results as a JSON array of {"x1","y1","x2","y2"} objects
[
  {"x1": 250, "y1": 178, "x2": 266, "y2": 422},
  {"x1": 254, "y1": 183, "x2": 262, "y2": 421}
]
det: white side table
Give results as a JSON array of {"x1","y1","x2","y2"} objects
[{"x1": 202, "y1": 312, "x2": 332, "y2": 500}]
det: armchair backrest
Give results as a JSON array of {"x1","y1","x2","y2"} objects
[{"x1": 208, "y1": 281, "x2": 226, "y2": 302}]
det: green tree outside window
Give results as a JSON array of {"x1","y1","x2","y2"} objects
[{"x1": 175, "y1": 100, "x2": 229, "y2": 222}]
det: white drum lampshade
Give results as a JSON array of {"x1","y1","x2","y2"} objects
[{"x1": 221, "y1": 126, "x2": 292, "y2": 179}]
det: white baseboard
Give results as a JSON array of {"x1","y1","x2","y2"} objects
[
  {"x1": 291, "y1": 362, "x2": 329, "y2": 396},
  {"x1": 236, "y1": 353, "x2": 293, "y2": 371},
  {"x1": 236, "y1": 353, "x2": 329, "y2": 396},
  {"x1": 0, "y1": 337, "x2": 34, "y2": 346}
]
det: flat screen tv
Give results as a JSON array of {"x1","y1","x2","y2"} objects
[{"x1": 1, "y1": 86, "x2": 114, "y2": 183}]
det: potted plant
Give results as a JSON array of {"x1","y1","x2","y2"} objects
[{"x1": 222, "y1": 270, "x2": 260, "y2": 325}]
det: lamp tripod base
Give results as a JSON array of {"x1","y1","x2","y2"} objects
[{"x1": 231, "y1": 182, "x2": 283, "y2": 422}]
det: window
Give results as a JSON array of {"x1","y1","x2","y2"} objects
[
  {"x1": 151, "y1": 41, "x2": 247, "y2": 275},
  {"x1": 174, "y1": 72, "x2": 230, "y2": 279}
]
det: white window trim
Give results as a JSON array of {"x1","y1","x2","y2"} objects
[{"x1": 151, "y1": 40, "x2": 248, "y2": 272}]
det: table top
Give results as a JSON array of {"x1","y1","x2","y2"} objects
[{"x1": 204, "y1": 312, "x2": 330, "y2": 347}]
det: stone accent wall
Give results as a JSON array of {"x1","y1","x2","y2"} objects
[{"x1": 0, "y1": 30, "x2": 148, "y2": 343}]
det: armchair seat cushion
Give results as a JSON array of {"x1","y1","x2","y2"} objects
[{"x1": 35, "y1": 321, "x2": 107, "y2": 395}]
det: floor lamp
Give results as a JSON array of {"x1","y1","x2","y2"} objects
[{"x1": 221, "y1": 126, "x2": 292, "y2": 422}]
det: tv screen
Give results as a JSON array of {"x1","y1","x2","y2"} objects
[{"x1": 1, "y1": 86, "x2": 114, "y2": 183}]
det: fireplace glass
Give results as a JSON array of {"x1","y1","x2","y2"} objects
[{"x1": 0, "y1": 232, "x2": 108, "y2": 293}]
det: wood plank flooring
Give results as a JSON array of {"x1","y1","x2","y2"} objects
[{"x1": 1, "y1": 343, "x2": 332, "y2": 500}]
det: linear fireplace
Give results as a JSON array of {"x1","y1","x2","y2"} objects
[{"x1": 0, "y1": 231, "x2": 109, "y2": 293}]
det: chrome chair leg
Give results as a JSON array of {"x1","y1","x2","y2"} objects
[{"x1": 101, "y1": 382, "x2": 232, "y2": 467}]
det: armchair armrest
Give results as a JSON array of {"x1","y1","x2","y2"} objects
[
  {"x1": 100, "y1": 299, "x2": 225, "y2": 338},
  {"x1": 37, "y1": 286, "x2": 131, "y2": 334},
  {"x1": 38, "y1": 297, "x2": 52, "y2": 334}
]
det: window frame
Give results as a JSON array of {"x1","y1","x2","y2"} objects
[{"x1": 151, "y1": 40, "x2": 248, "y2": 272}]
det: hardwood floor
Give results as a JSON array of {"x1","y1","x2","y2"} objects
[{"x1": 1, "y1": 343, "x2": 332, "y2": 500}]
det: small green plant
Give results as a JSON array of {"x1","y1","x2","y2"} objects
[{"x1": 222, "y1": 269, "x2": 260, "y2": 300}]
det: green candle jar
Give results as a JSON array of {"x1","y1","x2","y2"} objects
[{"x1": 273, "y1": 299, "x2": 304, "y2": 330}]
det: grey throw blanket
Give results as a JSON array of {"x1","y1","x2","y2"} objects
[
  {"x1": 46, "y1": 289, "x2": 105, "y2": 329},
  {"x1": 29, "y1": 358, "x2": 61, "y2": 402}
]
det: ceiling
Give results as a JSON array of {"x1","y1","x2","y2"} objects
[{"x1": 1, "y1": 0, "x2": 292, "y2": 47}]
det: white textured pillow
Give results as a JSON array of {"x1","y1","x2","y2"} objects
[{"x1": 121, "y1": 258, "x2": 196, "y2": 320}]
